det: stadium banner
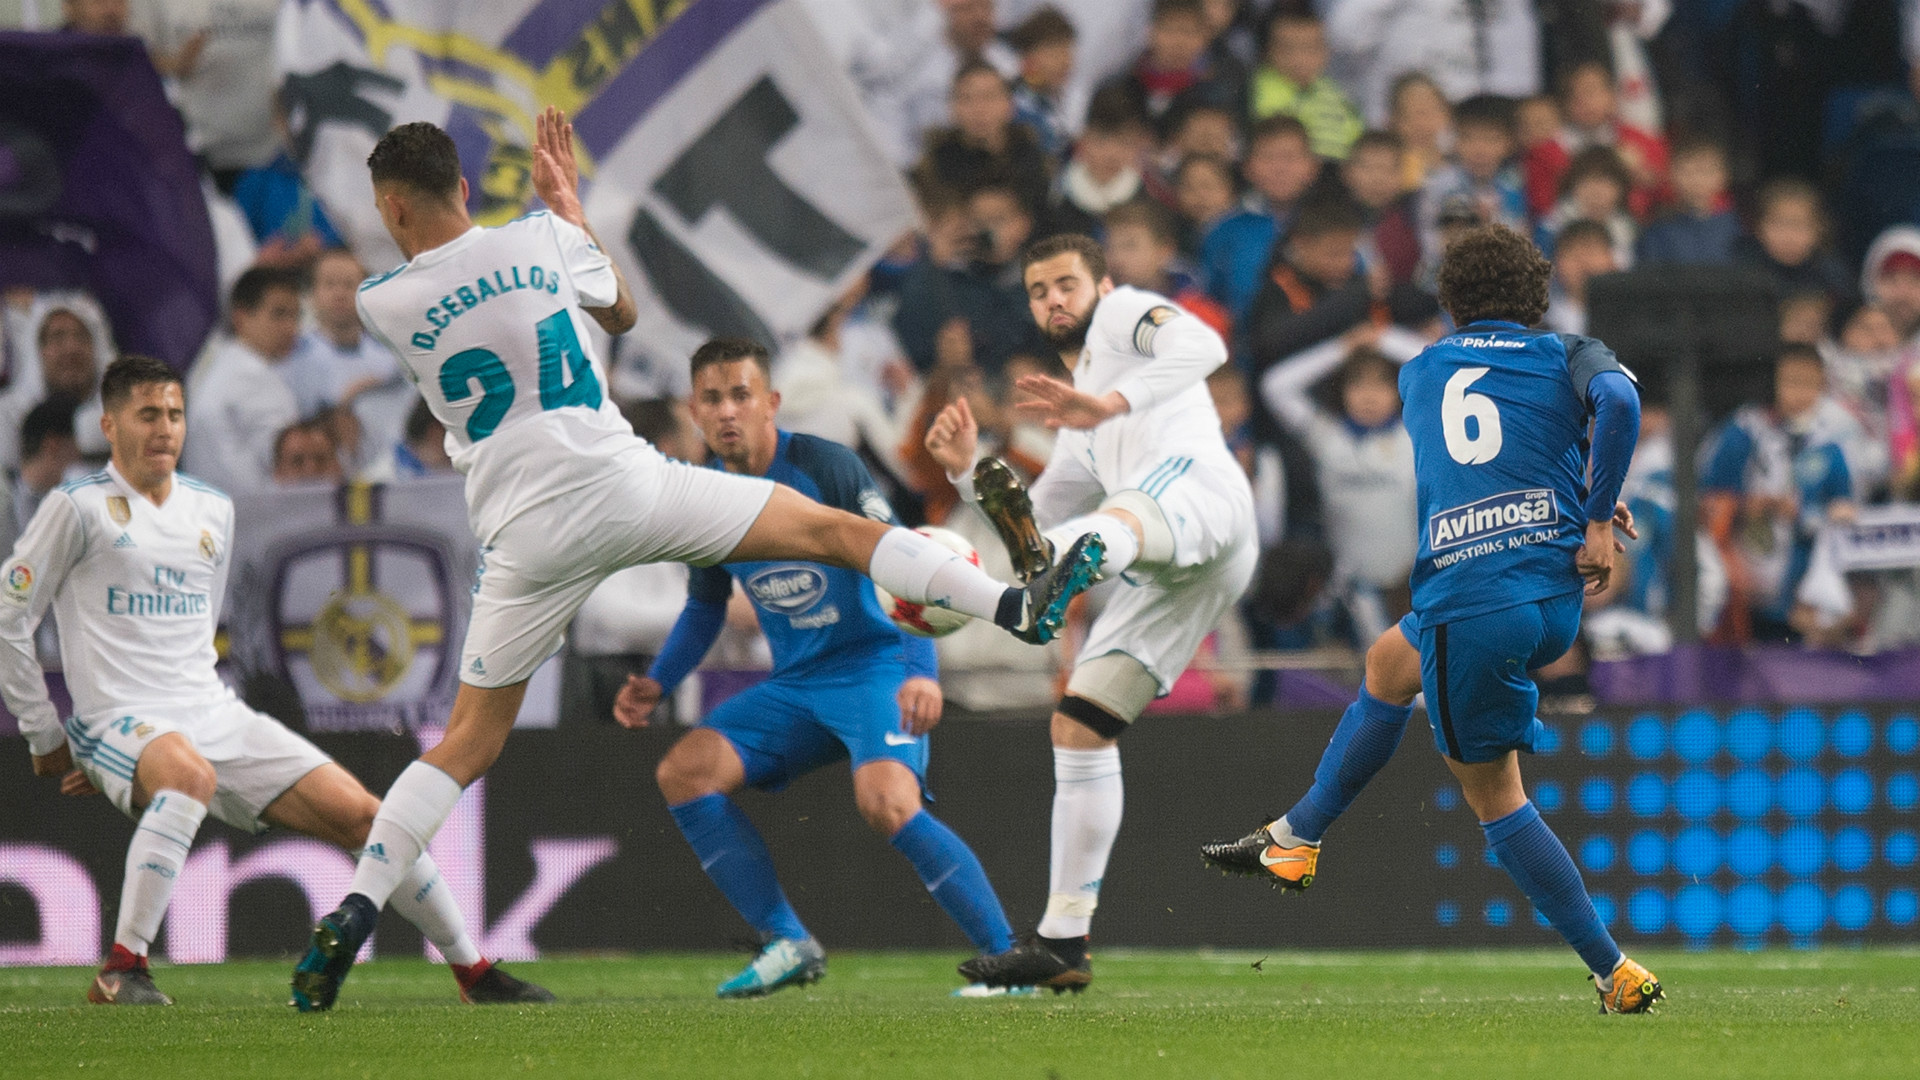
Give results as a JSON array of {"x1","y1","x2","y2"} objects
[
  {"x1": 2, "y1": 704, "x2": 1916, "y2": 964},
  {"x1": 276, "y1": 0, "x2": 915, "y2": 377}
]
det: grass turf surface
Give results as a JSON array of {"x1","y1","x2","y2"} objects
[{"x1": 3, "y1": 949, "x2": 1917, "y2": 1079}]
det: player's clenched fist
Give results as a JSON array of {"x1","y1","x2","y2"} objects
[
  {"x1": 614, "y1": 673, "x2": 664, "y2": 728},
  {"x1": 924, "y1": 396, "x2": 979, "y2": 477}
]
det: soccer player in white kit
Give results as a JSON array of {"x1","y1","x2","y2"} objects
[
  {"x1": 4, "y1": 356, "x2": 549, "y2": 1006},
  {"x1": 292, "y1": 112, "x2": 1104, "y2": 1009},
  {"x1": 925, "y1": 234, "x2": 1259, "y2": 991}
]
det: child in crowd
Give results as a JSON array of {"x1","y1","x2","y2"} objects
[
  {"x1": 1735, "y1": 178, "x2": 1856, "y2": 308},
  {"x1": 1636, "y1": 138, "x2": 1739, "y2": 266},
  {"x1": 1006, "y1": 6, "x2": 1078, "y2": 164},
  {"x1": 1247, "y1": 10, "x2": 1361, "y2": 159},
  {"x1": 1341, "y1": 130, "x2": 1421, "y2": 286},
  {"x1": 916, "y1": 62, "x2": 1053, "y2": 220},
  {"x1": 1172, "y1": 153, "x2": 1240, "y2": 257},
  {"x1": 1538, "y1": 146, "x2": 1636, "y2": 267},
  {"x1": 1515, "y1": 95, "x2": 1560, "y2": 157},
  {"x1": 1387, "y1": 72, "x2": 1451, "y2": 193},
  {"x1": 1103, "y1": 199, "x2": 1232, "y2": 338},
  {"x1": 1048, "y1": 91, "x2": 1147, "y2": 239},
  {"x1": 1150, "y1": 103, "x2": 1241, "y2": 205},
  {"x1": 1542, "y1": 219, "x2": 1617, "y2": 335},
  {"x1": 1525, "y1": 58, "x2": 1667, "y2": 219},
  {"x1": 1200, "y1": 115, "x2": 1324, "y2": 324},
  {"x1": 1104, "y1": 0, "x2": 1241, "y2": 133},
  {"x1": 1703, "y1": 346, "x2": 1858, "y2": 642},
  {"x1": 1778, "y1": 291, "x2": 1832, "y2": 347},
  {"x1": 1417, "y1": 94, "x2": 1526, "y2": 264}
]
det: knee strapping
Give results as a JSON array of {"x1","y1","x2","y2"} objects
[
  {"x1": 1098, "y1": 490, "x2": 1175, "y2": 564},
  {"x1": 1062, "y1": 652, "x2": 1160, "y2": 734}
]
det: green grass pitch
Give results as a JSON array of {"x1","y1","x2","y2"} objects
[{"x1": 4, "y1": 949, "x2": 1917, "y2": 1079}]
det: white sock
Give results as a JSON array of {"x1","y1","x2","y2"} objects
[
  {"x1": 1268, "y1": 815, "x2": 1315, "y2": 848},
  {"x1": 869, "y1": 526, "x2": 1009, "y2": 621},
  {"x1": 1045, "y1": 513, "x2": 1140, "y2": 577},
  {"x1": 386, "y1": 853, "x2": 481, "y2": 967},
  {"x1": 116, "y1": 790, "x2": 207, "y2": 955},
  {"x1": 349, "y1": 762, "x2": 463, "y2": 908},
  {"x1": 1035, "y1": 745, "x2": 1123, "y2": 939}
]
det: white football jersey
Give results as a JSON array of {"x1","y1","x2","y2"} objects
[
  {"x1": 0, "y1": 463, "x2": 234, "y2": 756},
  {"x1": 356, "y1": 212, "x2": 630, "y2": 541}
]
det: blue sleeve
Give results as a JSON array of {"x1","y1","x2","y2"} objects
[
  {"x1": 1701, "y1": 424, "x2": 1753, "y2": 493},
  {"x1": 902, "y1": 634, "x2": 939, "y2": 680},
  {"x1": 1583, "y1": 370, "x2": 1640, "y2": 523},
  {"x1": 788, "y1": 434, "x2": 898, "y2": 522},
  {"x1": 646, "y1": 565, "x2": 733, "y2": 694}
]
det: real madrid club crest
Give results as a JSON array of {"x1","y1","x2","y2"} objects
[
  {"x1": 107, "y1": 496, "x2": 131, "y2": 526},
  {"x1": 199, "y1": 530, "x2": 217, "y2": 562}
]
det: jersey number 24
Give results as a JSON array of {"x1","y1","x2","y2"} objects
[
  {"x1": 439, "y1": 309, "x2": 602, "y2": 440},
  {"x1": 1442, "y1": 367, "x2": 1504, "y2": 465}
]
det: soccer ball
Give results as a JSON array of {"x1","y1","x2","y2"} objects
[{"x1": 874, "y1": 526, "x2": 979, "y2": 638}]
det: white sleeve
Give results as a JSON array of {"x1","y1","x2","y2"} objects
[
  {"x1": 549, "y1": 215, "x2": 619, "y2": 309},
  {"x1": 208, "y1": 501, "x2": 234, "y2": 630},
  {"x1": 235, "y1": 380, "x2": 298, "y2": 491},
  {"x1": 1028, "y1": 438, "x2": 1106, "y2": 529},
  {"x1": 1259, "y1": 337, "x2": 1348, "y2": 435},
  {"x1": 0, "y1": 493, "x2": 85, "y2": 756},
  {"x1": 1105, "y1": 298, "x2": 1230, "y2": 414}
]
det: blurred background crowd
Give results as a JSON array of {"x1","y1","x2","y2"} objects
[{"x1": 6, "y1": 0, "x2": 1920, "y2": 716}]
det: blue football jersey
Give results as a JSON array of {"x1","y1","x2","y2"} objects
[
  {"x1": 1399, "y1": 321, "x2": 1629, "y2": 628},
  {"x1": 689, "y1": 432, "x2": 933, "y2": 679}
]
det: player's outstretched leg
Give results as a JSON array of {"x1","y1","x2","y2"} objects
[
  {"x1": 1201, "y1": 626, "x2": 1420, "y2": 889},
  {"x1": 92, "y1": 736, "x2": 213, "y2": 1006}
]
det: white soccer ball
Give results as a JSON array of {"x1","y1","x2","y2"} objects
[{"x1": 873, "y1": 526, "x2": 979, "y2": 638}]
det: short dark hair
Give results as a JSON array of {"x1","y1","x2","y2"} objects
[
  {"x1": 1022, "y1": 232, "x2": 1108, "y2": 282},
  {"x1": 1288, "y1": 191, "x2": 1367, "y2": 240},
  {"x1": 1452, "y1": 94, "x2": 1516, "y2": 137},
  {"x1": 952, "y1": 58, "x2": 1007, "y2": 94},
  {"x1": 1151, "y1": 0, "x2": 1205, "y2": 22},
  {"x1": 20, "y1": 395, "x2": 79, "y2": 461},
  {"x1": 1247, "y1": 113, "x2": 1310, "y2": 151},
  {"x1": 1084, "y1": 83, "x2": 1147, "y2": 135},
  {"x1": 1562, "y1": 145, "x2": 1632, "y2": 197},
  {"x1": 1349, "y1": 129, "x2": 1402, "y2": 158},
  {"x1": 689, "y1": 336, "x2": 772, "y2": 381},
  {"x1": 1336, "y1": 345, "x2": 1399, "y2": 392},
  {"x1": 229, "y1": 266, "x2": 303, "y2": 314},
  {"x1": 1007, "y1": 6, "x2": 1075, "y2": 51},
  {"x1": 367, "y1": 121, "x2": 463, "y2": 199},
  {"x1": 1436, "y1": 225, "x2": 1552, "y2": 327},
  {"x1": 1778, "y1": 342, "x2": 1825, "y2": 371},
  {"x1": 99, "y1": 354, "x2": 182, "y2": 412},
  {"x1": 1554, "y1": 218, "x2": 1614, "y2": 255},
  {"x1": 1669, "y1": 134, "x2": 1727, "y2": 166},
  {"x1": 1105, "y1": 198, "x2": 1178, "y2": 246},
  {"x1": 1756, "y1": 176, "x2": 1825, "y2": 226}
]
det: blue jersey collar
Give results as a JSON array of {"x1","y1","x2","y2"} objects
[{"x1": 1459, "y1": 320, "x2": 1530, "y2": 333}]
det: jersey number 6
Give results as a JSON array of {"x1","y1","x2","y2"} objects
[
  {"x1": 440, "y1": 310, "x2": 604, "y2": 441},
  {"x1": 1441, "y1": 366, "x2": 1503, "y2": 465}
]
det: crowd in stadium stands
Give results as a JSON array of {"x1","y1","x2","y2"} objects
[{"x1": 10, "y1": 0, "x2": 1920, "y2": 705}]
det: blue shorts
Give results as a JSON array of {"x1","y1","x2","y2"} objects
[
  {"x1": 701, "y1": 660, "x2": 928, "y2": 792},
  {"x1": 1397, "y1": 590, "x2": 1583, "y2": 764}
]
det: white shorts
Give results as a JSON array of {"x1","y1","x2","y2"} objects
[
  {"x1": 462, "y1": 445, "x2": 775, "y2": 687},
  {"x1": 63, "y1": 699, "x2": 332, "y2": 833},
  {"x1": 1077, "y1": 520, "x2": 1258, "y2": 706}
]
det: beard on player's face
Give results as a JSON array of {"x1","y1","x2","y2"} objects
[{"x1": 1038, "y1": 293, "x2": 1099, "y2": 351}]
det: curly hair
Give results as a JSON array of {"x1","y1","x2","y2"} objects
[{"x1": 1436, "y1": 225, "x2": 1552, "y2": 327}]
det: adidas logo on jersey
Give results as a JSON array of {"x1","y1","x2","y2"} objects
[
  {"x1": 113, "y1": 533, "x2": 136, "y2": 549},
  {"x1": 470, "y1": 657, "x2": 486, "y2": 676}
]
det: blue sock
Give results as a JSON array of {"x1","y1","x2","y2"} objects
[
  {"x1": 669, "y1": 794, "x2": 809, "y2": 942},
  {"x1": 1284, "y1": 687, "x2": 1413, "y2": 842},
  {"x1": 1483, "y1": 802, "x2": 1621, "y2": 977},
  {"x1": 890, "y1": 810, "x2": 1014, "y2": 953}
]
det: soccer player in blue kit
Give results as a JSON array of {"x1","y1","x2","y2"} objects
[
  {"x1": 614, "y1": 338, "x2": 1017, "y2": 998},
  {"x1": 1201, "y1": 225, "x2": 1663, "y2": 1013}
]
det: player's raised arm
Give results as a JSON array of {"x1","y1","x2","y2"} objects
[
  {"x1": 0, "y1": 494, "x2": 86, "y2": 771},
  {"x1": 532, "y1": 106, "x2": 637, "y2": 337}
]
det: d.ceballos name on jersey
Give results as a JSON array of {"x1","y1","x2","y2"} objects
[
  {"x1": 1428, "y1": 489, "x2": 1561, "y2": 569},
  {"x1": 106, "y1": 565, "x2": 208, "y2": 617},
  {"x1": 408, "y1": 265, "x2": 561, "y2": 351}
]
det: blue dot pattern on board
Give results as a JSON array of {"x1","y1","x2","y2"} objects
[
  {"x1": 1581, "y1": 835, "x2": 1616, "y2": 873},
  {"x1": 1628, "y1": 830, "x2": 1667, "y2": 875},
  {"x1": 1673, "y1": 769, "x2": 1721, "y2": 819},
  {"x1": 1580, "y1": 721, "x2": 1613, "y2": 758},
  {"x1": 1777, "y1": 824, "x2": 1825, "y2": 877},
  {"x1": 1777, "y1": 708, "x2": 1823, "y2": 762},
  {"x1": 1832, "y1": 826, "x2": 1873, "y2": 874},
  {"x1": 1673, "y1": 826, "x2": 1722, "y2": 878},
  {"x1": 1483, "y1": 898, "x2": 1511, "y2": 928},
  {"x1": 1778, "y1": 767, "x2": 1824, "y2": 818},
  {"x1": 1434, "y1": 786, "x2": 1459, "y2": 812},
  {"x1": 1581, "y1": 777, "x2": 1616, "y2": 815},
  {"x1": 1629, "y1": 888, "x2": 1668, "y2": 934},
  {"x1": 1535, "y1": 723, "x2": 1562, "y2": 755},
  {"x1": 1727, "y1": 824, "x2": 1772, "y2": 877},
  {"x1": 1484, "y1": 846, "x2": 1501, "y2": 867},
  {"x1": 1886, "y1": 889, "x2": 1918, "y2": 928},
  {"x1": 1535, "y1": 780, "x2": 1564, "y2": 813},
  {"x1": 1673, "y1": 884, "x2": 1722, "y2": 938},
  {"x1": 1831, "y1": 768, "x2": 1873, "y2": 815},
  {"x1": 1885, "y1": 831, "x2": 1919, "y2": 869},
  {"x1": 1832, "y1": 885, "x2": 1873, "y2": 932},
  {"x1": 1435, "y1": 843, "x2": 1459, "y2": 869},
  {"x1": 1435, "y1": 901, "x2": 1460, "y2": 927},
  {"x1": 1725, "y1": 882, "x2": 1772, "y2": 937},
  {"x1": 1672, "y1": 710, "x2": 1719, "y2": 763},
  {"x1": 1726, "y1": 708, "x2": 1772, "y2": 762},
  {"x1": 1627, "y1": 714, "x2": 1666, "y2": 760},
  {"x1": 1831, "y1": 711, "x2": 1873, "y2": 758},
  {"x1": 1532, "y1": 906, "x2": 1551, "y2": 928},
  {"x1": 1727, "y1": 767, "x2": 1771, "y2": 818},
  {"x1": 1628, "y1": 773, "x2": 1667, "y2": 817},
  {"x1": 1592, "y1": 893, "x2": 1617, "y2": 927},
  {"x1": 1888, "y1": 714, "x2": 1919, "y2": 755},
  {"x1": 1779, "y1": 882, "x2": 1825, "y2": 936},
  {"x1": 1888, "y1": 773, "x2": 1919, "y2": 812}
]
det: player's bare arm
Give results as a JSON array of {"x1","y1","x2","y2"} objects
[{"x1": 532, "y1": 106, "x2": 637, "y2": 337}]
